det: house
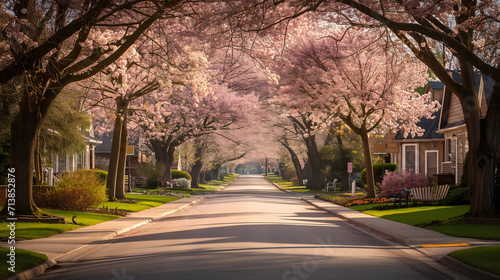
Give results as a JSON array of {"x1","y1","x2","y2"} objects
[
  {"x1": 45, "y1": 122, "x2": 102, "y2": 185},
  {"x1": 391, "y1": 81, "x2": 445, "y2": 180},
  {"x1": 435, "y1": 71, "x2": 496, "y2": 184},
  {"x1": 388, "y1": 71, "x2": 495, "y2": 185},
  {"x1": 94, "y1": 130, "x2": 153, "y2": 171}
]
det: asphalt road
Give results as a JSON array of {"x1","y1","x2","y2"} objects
[{"x1": 35, "y1": 175, "x2": 455, "y2": 280}]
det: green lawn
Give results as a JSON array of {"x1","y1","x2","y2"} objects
[
  {"x1": 0, "y1": 194, "x2": 180, "y2": 240},
  {"x1": 362, "y1": 205, "x2": 470, "y2": 226},
  {"x1": 449, "y1": 246, "x2": 500, "y2": 277},
  {"x1": 352, "y1": 203, "x2": 500, "y2": 240},
  {"x1": 0, "y1": 193, "x2": 184, "y2": 278},
  {"x1": 131, "y1": 174, "x2": 237, "y2": 194},
  {"x1": 266, "y1": 175, "x2": 295, "y2": 187},
  {"x1": 350, "y1": 202, "x2": 500, "y2": 275},
  {"x1": 101, "y1": 194, "x2": 180, "y2": 212},
  {"x1": 0, "y1": 247, "x2": 48, "y2": 280},
  {"x1": 0, "y1": 209, "x2": 119, "y2": 240},
  {"x1": 426, "y1": 221, "x2": 500, "y2": 240},
  {"x1": 350, "y1": 202, "x2": 394, "y2": 211}
]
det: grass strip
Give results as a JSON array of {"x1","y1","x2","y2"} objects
[
  {"x1": 0, "y1": 194, "x2": 179, "y2": 240},
  {"x1": 0, "y1": 210, "x2": 119, "y2": 240},
  {"x1": 361, "y1": 205, "x2": 470, "y2": 226},
  {"x1": 100, "y1": 194, "x2": 180, "y2": 212},
  {"x1": 426, "y1": 222, "x2": 500, "y2": 240},
  {"x1": 448, "y1": 246, "x2": 500, "y2": 276},
  {"x1": 353, "y1": 204, "x2": 500, "y2": 240},
  {"x1": 265, "y1": 175, "x2": 294, "y2": 187},
  {"x1": 0, "y1": 247, "x2": 48, "y2": 280}
]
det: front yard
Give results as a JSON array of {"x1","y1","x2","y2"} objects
[{"x1": 315, "y1": 192, "x2": 500, "y2": 277}]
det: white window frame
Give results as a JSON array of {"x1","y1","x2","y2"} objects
[
  {"x1": 402, "y1": 144, "x2": 419, "y2": 173},
  {"x1": 425, "y1": 150, "x2": 439, "y2": 176}
]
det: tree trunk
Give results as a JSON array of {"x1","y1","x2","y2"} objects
[
  {"x1": 465, "y1": 83, "x2": 500, "y2": 216},
  {"x1": 34, "y1": 134, "x2": 43, "y2": 185},
  {"x1": 105, "y1": 112, "x2": 123, "y2": 201},
  {"x1": 336, "y1": 132, "x2": 349, "y2": 191},
  {"x1": 200, "y1": 171, "x2": 206, "y2": 183},
  {"x1": 115, "y1": 116, "x2": 128, "y2": 199},
  {"x1": 190, "y1": 144, "x2": 204, "y2": 188},
  {"x1": 150, "y1": 139, "x2": 172, "y2": 181},
  {"x1": 304, "y1": 136, "x2": 324, "y2": 190},
  {"x1": 281, "y1": 142, "x2": 304, "y2": 184},
  {"x1": 1, "y1": 101, "x2": 46, "y2": 216},
  {"x1": 163, "y1": 145, "x2": 176, "y2": 181},
  {"x1": 360, "y1": 131, "x2": 376, "y2": 198},
  {"x1": 214, "y1": 164, "x2": 222, "y2": 181}
]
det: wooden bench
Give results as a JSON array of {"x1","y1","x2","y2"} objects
[
  {"x1": 389, "y1": 188, "x2": 411, "y2": 207},
  {"x1": 410, "y1": 185, "x2": 450, "y2": 204},
  {"x1": 322, "y1": 179, "x2": 337, "y2": 192}
]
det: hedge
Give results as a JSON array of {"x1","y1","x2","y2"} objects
[
  {"x1": 172, "y1": 170, "x2": 192, "y2": 180},
  {"x1": 361, "y1": 163, "x2": 398, "y2": 185}
]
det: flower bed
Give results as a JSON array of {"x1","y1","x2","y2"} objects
[{"x1": 315, "y1": 194, "x2": 389, "y2": 207}]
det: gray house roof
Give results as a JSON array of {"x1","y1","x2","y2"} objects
[
  {"x1": 428, "y1": 81, "x2": 445, "y2": 90},
  {"x1": 394, "y1": 107, "x2": 444, "y2": 141}
]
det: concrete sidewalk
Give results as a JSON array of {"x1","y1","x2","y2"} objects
[
  {"x1": 273, "y1": 184, "x2": 500, "y2": 280},
  {"x1": 5, "y1": 195, "x2": 206, "y2": 280}
]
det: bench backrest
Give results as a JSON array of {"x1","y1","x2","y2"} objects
[{"x1": 410, "y1": 185, "x2": 450, "y2": 200}]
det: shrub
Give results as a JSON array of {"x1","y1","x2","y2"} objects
[
  {"x1": 145, "y1": 178, "x2": 159, "y2": 189},
  {"x1": 441, "y1": 186, "x2": 471, "y2": 205},
  {"x1": 380, "y1": 170, "x2": 432, "y2": 197},
  {"x1": 173, "y1": 178, "x2": 191, "y2": 189},
  {"x1": 290, "y1": 177, "x2": 299, "y2": 186},
  {"x1": 282, "y1": 169, "x2": 297, "y2": 181},
  {"x1": 80, "y1": 169, "x2": 108, "y2": 184},
  {"x1": 33, "y1": 185, "x2": 57, "y2": 207},
  {"x1": 219, "y1": 173, "x2": 227, "y2": 181},
  {"x1": 172, "y1": 170, "x2": 192, "y2": 180},
  {"x1": 361, "y1": 163, "x2": 398, "y2": 185},
  {"x1": 35, "y1": 170, "x2": 108, "y2": 211}
]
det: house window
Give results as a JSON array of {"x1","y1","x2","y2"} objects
[
  {"x1": 76, "y1": 153, "x2": 83, "y2": 170},
  {"x1": 425, "y1": 150, "x2": 439, "y2": 176},
  {"x1": 67, "y1": 154, "x2": 74, "y2": 171},
  {"x1": 403, "y1": 144, "x2": 418, "y2": 173},
  {"x1": 58, "y1": 155, "x2": 67, "y2": 172}
]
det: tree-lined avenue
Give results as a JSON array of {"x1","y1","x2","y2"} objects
[{"x1": 35, "y1": 176, "x2": 457, "y2": 280}]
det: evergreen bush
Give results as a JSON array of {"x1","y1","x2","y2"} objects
[
  {"x1": 172, "y1": 170, "x2": 192, "y2": 180},
  {"x1": 441, "y1": 186, "x2": 470, "y2": 205},
  {"x1": 145, "y1": 178, "x2": 159, "y2": 189}
]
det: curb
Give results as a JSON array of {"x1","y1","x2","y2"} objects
[
  {"x1": 104, "y1": 196, "x2": 206, "y2": 239},
  {"x1": 269, "y1": 181, "x2": 292, "y2": 193},
  {"x1": 7, "y1": 259, "x2": 57, "y2": 280},
  {"x1": 7, "y1": 196, "x2": 205, "y2": 280},
  {"x1": 299, "y1": 196, "x2": 411, "y2": 245},
  {"x1": 297, "y1": 194, "x2": 500, "y2": 280},
  {"x1": 438, "y1": 256, "x2": 500, "y2": 280}
]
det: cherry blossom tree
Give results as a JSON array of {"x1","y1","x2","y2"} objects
[
  {"x1": 273, "y1": 28, "x2": 439, "y2": 197},
  {"x1": 84, "y1": 36, "x2": 209, "y2": 200},
  {"x1": 0, "y1": 0, "x2": 193, "y2": 216},
  {"x1": 228, "y1": 0, "x2": 499, "y2": 217},
  {"x1": 321, "y1": 0, "x2": 500, "y2": 215},
  {"x1": 134, "y1": 80, "x2": 258, "y2": 181}
]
